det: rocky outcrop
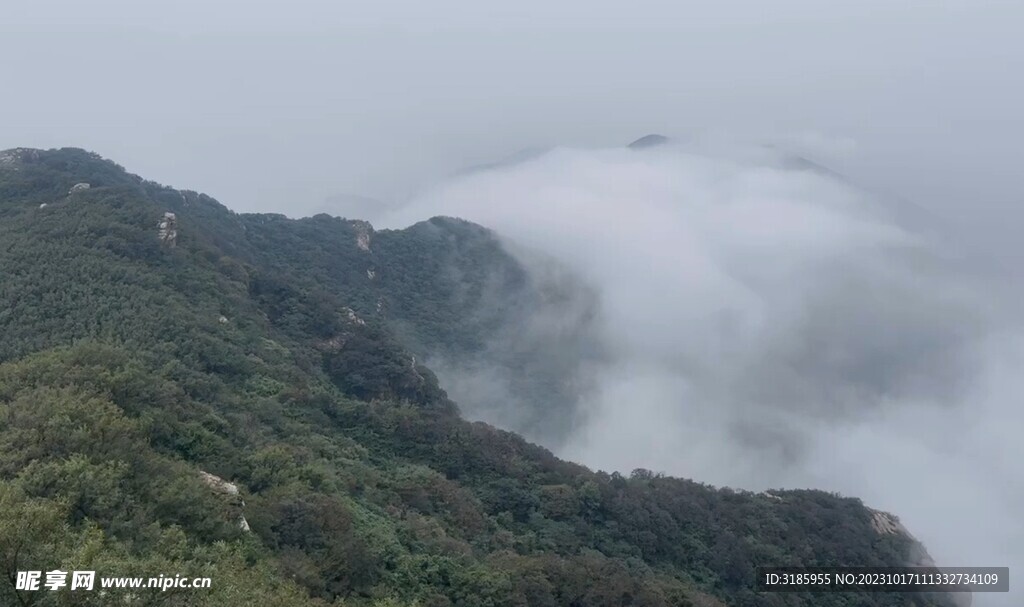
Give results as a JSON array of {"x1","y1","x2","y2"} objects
[
  {"x1": 314, "y1": 307, "x2": 369, "y2": 352},
  {"x1": 198, "y1": 470, "x2": 250, "y2": 532},
  {"x1": 870, "y1": 509, "x2": 938, "y2": 568},
  {"x1": 0, "y1": 147, "x2": 41, "y2": 169},
  {"x1": 69, "y1": 182, "x2": 90, "y2": 194},
  {"x1": 157, "y1": 212, "x2": 178, "y2": 247},
  {"x1": 869, "y1": 509, "x2": 971, "y2": 607},
  {"x1": 870, "y1": 510, "x2": 908, "y2": 537},
  {"x1": 353, "y1": 220, "x2": 372, "y2": 251},
  {"x1": 343, "y1": 307, "x2": 366, "y2": 326},
  {"x1": 199, "y1": 470, "x2": 239, "y2": 495},
  {"x1": 316, "y1": 334, "x2": 347, "y2": 353}
]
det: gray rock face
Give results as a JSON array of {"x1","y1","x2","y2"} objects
[
  {"x1": 198, "y1": 470, "x2": 250, "y2": 532},
  {"x1": 157, "y1": 212, "x2": 178, "y2": 247},
  {"x1": 198, "y1": 470, "x2": 239, "y2": 495},
  {"x1": 870, "y1": 509, "x2": 972, "y2": 607},
  {"x1": 353, "y1": 220, "x2": 372, "y2": 251},
  {"x1": 0, "y1": 147, "x2": 41, "y2": 169},
  {"x1": 69, "y1": 182, "x2": 91, "y2": 194}
]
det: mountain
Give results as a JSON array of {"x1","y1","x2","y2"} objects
[
  {"x1": 628, "y1": 134, "x2": 671, "y2": 149},
  {"x1": 0, "y1": 147, "x2": 957, "y2": 607}
]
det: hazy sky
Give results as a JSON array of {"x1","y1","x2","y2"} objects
[{"x1": 2, "y1": 0, "x2": 1022, "y2": 265}]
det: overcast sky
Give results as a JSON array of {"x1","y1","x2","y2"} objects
[{"x1": 3, "y1": 0, "x2": 1022, "y2": 261}]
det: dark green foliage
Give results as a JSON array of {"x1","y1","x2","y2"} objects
[{"x1": 0, "y1": 148, "x2": 952, "y2": 607}]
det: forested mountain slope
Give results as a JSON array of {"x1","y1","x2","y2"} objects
[{"x1": 0, "y1": 147, "x2": 953, "y2": 606}]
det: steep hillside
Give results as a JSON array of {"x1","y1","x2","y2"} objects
[
  {"x1": 0, "y1": 147, "x2": 954, "y2": 607},
  {"x1": 233, "y1": 211, "x2": 601, "y2": 444}
]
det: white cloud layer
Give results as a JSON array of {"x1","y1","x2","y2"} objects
[{"x1": 384, "y1": 142, "x2": 1023, "y2": 605}]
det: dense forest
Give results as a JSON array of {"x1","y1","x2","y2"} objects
[{"x1": 0, "y1": 147, "x2": 953, "y2": 606}]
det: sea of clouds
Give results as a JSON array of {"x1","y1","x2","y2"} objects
[{"x1": 382, "y1": 140, "x2": 1022, "y2": 604}]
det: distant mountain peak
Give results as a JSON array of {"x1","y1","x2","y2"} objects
[{"x1": 628, "y1": 134, "x2": 670, "y2": 149}]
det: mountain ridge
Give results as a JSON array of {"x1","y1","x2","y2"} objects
[{"x1": 0, "y1": 146, "x2": 957, "y2": 606}]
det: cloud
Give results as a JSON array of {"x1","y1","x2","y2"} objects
[{"x1": 382, "y1": 140, "x2": 1022, "y2": 604}]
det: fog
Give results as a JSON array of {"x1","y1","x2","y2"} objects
[
  {"x1": 3, "y1": 0, "x2": 1022, "y2": 602},
  {"x1": 383, "y1": 140, "x2": 1023, "y2": 605}
]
